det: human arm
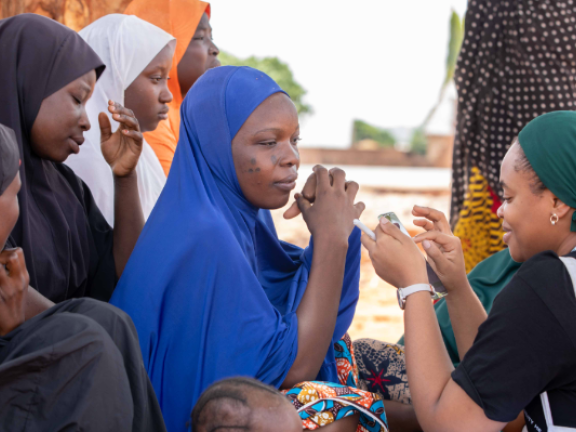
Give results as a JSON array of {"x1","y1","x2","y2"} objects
[
  {"x1": 99, "y1": 101, "x2": 145, "y2": 277},
  {"x1": 412, "y1": 206, "x2": 488, "y2": 359},
  {"x1": 361, "y1": 220, "x2": 567, "y2": 431},
  {"x1": 282, "y1": 166, "x2": 364, "y2": 388}
]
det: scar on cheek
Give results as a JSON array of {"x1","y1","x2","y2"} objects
[
  {"x1": 250, "y1": 158, "x2": 257, "y2": 165},
  {"x1": 247, "y1": 167, "x2": 261, "y2": 173},
  {"x1": 255, "y1": 168, "x2": 261, "y2": 172},
  {"x1": 271, "y1": 155, "x2": 277, "y2": 164},
  {"x1": 248, "y1": 168, "x2": 254, "y2": 173}
]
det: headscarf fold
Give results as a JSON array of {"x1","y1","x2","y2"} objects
[
  {"x1": 0, "y1": 14, "x2": 106, "y2": 301},
  {"x1": 0, "y1": 124, "x2": 19, "y2": 195},
  {"x1": 124, "y1": 0, "x2": 211, "y2": 175},
  {"x1": 518, "y1": 110, "x2": 576, "y2": 231},
  {"x1": 65, "y1": 14, "x2": 175, "y2": 226},
  {"x1": 110, "y1": 66, "x2": 361, "y2": 431}
]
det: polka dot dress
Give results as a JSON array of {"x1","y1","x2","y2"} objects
[{"x1": 451, "y1": 0, "x2": 576, "y2": 223}]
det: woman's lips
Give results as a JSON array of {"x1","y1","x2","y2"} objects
[
  {"x1": 274, "y1": 174, "x2": 298, "y2": 192},
  {"x1": 68, "y1": 137, "x2": 81, "y2": 154},
  {"x1": 274, "y1": 181, "x2": 296, "y2": 192},
  {"x1": 503, "y1": 230, "x2": 512, "y2": 244}
]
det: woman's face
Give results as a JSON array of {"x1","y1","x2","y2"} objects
[
  {"x1": 30, "y1": 70, "x2": 96, "y2": 162},
  {"x1": 0, "y1": 173, "x2": 21, "y2": 250},
  {"x1": 124, "y1": 42, "x2": 175, "y2": 133},
  {"x1": 232, "y1": 93, "x2": 300, "y2": 210},
  {"x1": 498, "y1": 142, "x2": 568, "y2": 262},
  {"x1": 177, "y1": 13, "x2": 220, "y2": 98}
]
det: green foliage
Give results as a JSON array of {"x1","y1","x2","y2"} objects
[
  {"x1": 219, "y1": 51, "x2": 312, "y2": 117},
  {"x1": 410, "y1": 128, "x2": 427, "y2": 155},
  {"x1": 352, "y1": 119, "x2": 396, "y2": 148}
]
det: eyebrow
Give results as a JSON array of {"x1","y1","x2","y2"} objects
[
  {"x1": 78, "y1": 83, "x2": 92, "y2": 95},
  {"x1": 252, "y1": 127, "x2": 300, "y2": 137}
]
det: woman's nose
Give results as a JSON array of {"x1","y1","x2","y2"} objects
[
  {"x1": 79, "y1": 108, "x2": 91, "y2": 131},
  {"x1": 160, "y1": 85, "x2": 173, "y2": 104},
  {"x1": 278, "y1": 141, "x2": 300, "y2": 167}
]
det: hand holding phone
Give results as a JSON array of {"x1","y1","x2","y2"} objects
[{"x1": 356, "y1": 213, "x2": 447, "y2": 299}]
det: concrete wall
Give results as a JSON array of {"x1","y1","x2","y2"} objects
[{"x1": 299, "y1": 147, "x2": 432, "y2": 167}]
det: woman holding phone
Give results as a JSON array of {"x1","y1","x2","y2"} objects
[{"x1": 361, "y1": 111, "x2": 576, "y2": 431}]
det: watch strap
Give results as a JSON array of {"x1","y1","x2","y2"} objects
[{"x1": 400, "y1": 283, "x2": 434, "y2": 297}]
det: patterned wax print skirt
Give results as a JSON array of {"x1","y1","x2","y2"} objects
[{"x1": 283, "y1": 334, "x2": 389, "y2": 432}]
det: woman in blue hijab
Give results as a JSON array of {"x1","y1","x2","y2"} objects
[{"x1": 111, "y1": 66, "x2": 388, "y2": 432}]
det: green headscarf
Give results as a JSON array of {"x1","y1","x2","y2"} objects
[{"x1": 518, "y1": 110, "x2": 576, "y2": 231}]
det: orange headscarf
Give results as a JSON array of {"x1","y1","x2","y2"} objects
[{"x1": 124, "y1": 0, "x2": 210, "y2": 176}]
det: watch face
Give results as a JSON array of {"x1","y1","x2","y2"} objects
[{"x1": 397, "y1": 289, "x2": 404, "y2": 309}]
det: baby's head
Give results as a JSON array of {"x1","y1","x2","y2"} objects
[{"x1": 191, "y1": 377, "x2": 301, "y2": 432}]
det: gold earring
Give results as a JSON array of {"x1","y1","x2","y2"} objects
[{"x1": 551, "y1": 214, "x2": 559, "y2": 225}]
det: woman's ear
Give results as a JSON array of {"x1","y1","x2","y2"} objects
[{"x1": 552, "y1": 196, "x2": 573, "y2": 219}]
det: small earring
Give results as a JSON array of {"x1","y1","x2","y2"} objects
[{"x1": 551, "y1": 214, "x2": 559, "y2": 225}]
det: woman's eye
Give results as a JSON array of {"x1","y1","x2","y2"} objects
[
  {"x1": 73, "y1": 96, "x2": 82, "y2": 105},
  {"x1": 194, "y1": 36, "x2": 204, "y2": 41},
  {"x1": 151, "y1": 77, "x2": 163, "y2": 83},
  {"x1": 503, "y1": 196, "x2": 512, "y2": 203},
  {"x1": 261, "y1": 141, "x2": 276, "y2": 146},
  {"x1": 292, "y1": 137, "x2": 301, "y2": 144}
]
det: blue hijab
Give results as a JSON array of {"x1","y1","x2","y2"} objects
[{"x1": 110, "y1": 66, "x2": 361, "y2": 432}]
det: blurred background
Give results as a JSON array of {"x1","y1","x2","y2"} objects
[{"x1": 0, "y1": 0, "x2": 467, "y2": 343}]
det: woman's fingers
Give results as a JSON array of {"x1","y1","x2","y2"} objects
[
  {"x1": 312, "y1": 165, "x2": 330, "y2": 190},
  {"x1": 108, "y1": 101, "x2": 140, "y2": 131},
  {"x1": 301, "y1": 172, "x2": 317, "y2": 202},
  {"x1": 360, "y1": 231, "x2": 376, "y2": 254},
  {"x1": 376, "y1": 217, "x2": 405, "y2": 242},
  {"x1": 353, "y1": 201, "x2": 366, "y2": 218},
  {"x1": 345, "y1": 181, "x2": 359, "y2": 201},
  {"x1": 412, "y1": 205, "x2": 451, "y2": 233},
  {"x1": 283, "y1": 200, "x2": 300, "y2": 220},
  {"x1": 113, "y1": 113, "x2": 139, "y2": 130},
  {"x1": 121, "y1": 129, "x2": 143, "y2": 145},
  {"x1": 98, "y1": 112, "x2": 112, "y2": 143},
  {"x1": 329, "y1": 167, "x2": 346, "y2": 190},
  {"x1": 413, "y1": 230, "x2": 457, "y2": 249},
  {"x1": 295, "y1": 193, "x2": 312, "y2": 215},
  {"x1": 413, "y1": 218, "x2": 435, "y2": 231}
]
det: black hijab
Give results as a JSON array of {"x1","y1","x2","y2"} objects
[
  {"x1": 0, "y1": 14, "x2": 109, "y2": 302},
  {"x1": 0, "y1": 124, "x2": 19, "y2": 195}
]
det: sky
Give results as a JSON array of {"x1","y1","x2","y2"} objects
[{"x1": 211, "y1": 0, "x2": 469, "y2": 148}]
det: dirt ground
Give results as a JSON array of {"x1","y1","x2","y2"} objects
[{"x1": 270, "y1": 187, "x2": 451, "y2": 344}]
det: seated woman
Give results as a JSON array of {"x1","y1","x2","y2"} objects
[
  {"x1": 123, "y1": 0, "x2": 220, "y2": 176},
  {"x1": 0, "y1": 124, "x2": 165, "y2": 431},
  {"x1": 0, "y1": 14, "x2": 145, "y2": 313},
  {"x1": 361, "y1": 111, "x2": 576, "y2": 431},
  {"x1": 65, "y1": 14, "x2": 176, "y2": 225},
  {"x1": 111, "y1": 66, "x2": 387, "y2": 432}
]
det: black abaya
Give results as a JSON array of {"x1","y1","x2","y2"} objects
[{"x1": 0, "y1": 13, "x2": 116, "y2": 302}]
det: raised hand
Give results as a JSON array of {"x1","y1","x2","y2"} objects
[
  {"x1": 283, "y1": 167, "x2": 358, "y2": 220},
  {"x1": 0, "y1": 248, "x2": 30, "y2": 335},
  {"x1": 295, "y1": 165, "x2": 365, "y2": 243},
  {"x1": 100, "y1": 100, "x2": 143, "y2": 177}
]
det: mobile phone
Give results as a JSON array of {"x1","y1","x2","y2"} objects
[{"x1": 378, "y1": 212, "x2": 447, "y2": 299}]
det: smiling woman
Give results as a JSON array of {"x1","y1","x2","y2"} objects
[{"x1": 65, "y1": 14, "x2": 175, "y2": 226}]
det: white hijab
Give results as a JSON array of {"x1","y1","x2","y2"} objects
[{"x1": 65, "y1": 14, "x2": 175, "y2": 226}]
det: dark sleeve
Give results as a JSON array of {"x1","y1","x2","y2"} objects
[
  {"x1": 57, "y1": 164, "x2": 117, "y2": 301},
  {"x1": 452, "y1": 254, "x2": 576, "y2": 422}
]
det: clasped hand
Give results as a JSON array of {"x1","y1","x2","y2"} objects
[
  {"x1": 100, "y1": 100, "x2": 143, "y2": 177},
  {"x1": 284, "y1": 165, "x2": 365, "y2": 244},
  {"x1": 360, "y1": 205, "x2": 468, "y2": 293},
  {"x1": 0, "y1": 248, "x2": 29, "y2": 336}
]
